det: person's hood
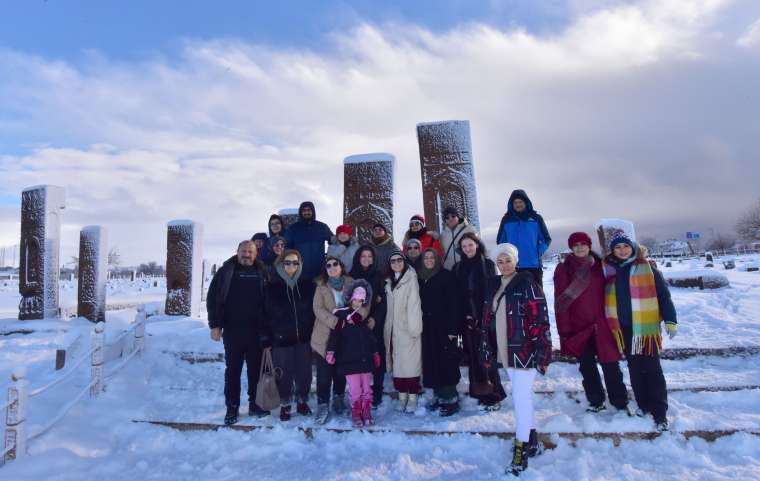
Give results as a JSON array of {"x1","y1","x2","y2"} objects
[
  {"x1": 268, "y1": 214, "x2": 285, "y2": 236},
  {"x1": 298, "y1": 201, "x2": 316, "y2": 222},
  {"x1": 507, "y1": 189, "x2": 535, "y2": 218},
  {"x1": 350, "y1": 244, "x2": 379, "y2": 278}
]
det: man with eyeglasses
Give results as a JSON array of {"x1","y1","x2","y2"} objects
[
  {"x1": 207, "y1": 240, "x2": 271, "y2": 425},
  {"x1": 440, "y1": 206, "x2": 478, "y2": 270}
]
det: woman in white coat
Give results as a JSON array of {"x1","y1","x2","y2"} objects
[{"x1": 384, "y1": 249, "x2": 423, "y2": 413}]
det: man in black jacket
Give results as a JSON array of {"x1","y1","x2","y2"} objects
[{"x1": 207, "y1": 240, "x2": 271, "y2": 425}]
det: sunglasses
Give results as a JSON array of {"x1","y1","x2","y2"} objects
[
  {"x1": 390, "y1": 258, "x2": 405, "y2": 264},
  {"x1": 326, "y1": 261, "x2": 340, "y2": 268},
  {"x1": 407, "y1": 246, "x2": 420, "y2": 250},
  {"x1": 283, "y1": 260, "x2": 300, "y2": 266},
  {"x1": 409, "y1": 221, "x2": 423, "y2": 227}
]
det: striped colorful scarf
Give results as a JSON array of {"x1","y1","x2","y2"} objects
[{"x1": 604, "y1": 258, "x2": 662, "y2": 356}]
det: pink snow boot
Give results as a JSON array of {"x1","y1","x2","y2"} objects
[
  {"x1": 352, "y1": 401, "x2": 363, "y2": 428},
  {"x1": 362, "y1": 399, "x2": 374, "y2": 426}
]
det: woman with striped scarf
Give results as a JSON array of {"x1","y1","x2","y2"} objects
[{"x1": 603, "y1": 234, "x2": 677, "y2": 431}]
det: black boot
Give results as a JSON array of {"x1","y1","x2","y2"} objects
[
  {"x1": 249, "y1": 402, "x2": 269, "y2": 418},
  {"x1": 506, "y1": 439, "x2": 529, "y2": 476},
  {"x1": 279, "y1": 405, "x2": 292, "y2": 422},
  {"x1": 526, "y1": 429, "x2": 544, "y2": 457},
  {"x1": 297, "y1": 401, "x2": 312, "y2": 416},
  {"x1": 438, "y1": 401, "x2": 460, "y2": 417},
  {"x1": 224, "y1": 405, "x2": 239, "y2": 426}
]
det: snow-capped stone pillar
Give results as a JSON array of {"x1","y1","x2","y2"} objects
[
  {"x1": 77, "y1": 226, "x2": 108, "y2": 322},
  {"x1": 18, "y1": 185, "x2": 66, "y2": 320},
  {"x1": 165, "y1": 220, "x2": 204, "y2": 317},
  {"x1": 277, "y1": 208, "x2": 299, "y2": 230},
  {"x1": 594, "y1": 219, "x2": 637, "y2": 257},
  {"x1": 417, "y1": 120, "x2": 480, "y2": 233},
  {"x1": 343, "y1": 153, "x2": 395, "y2": 244}
]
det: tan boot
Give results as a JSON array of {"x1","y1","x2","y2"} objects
[
  {"x1": 405, "y1": 393, "x2": 418, "y2": 413},
  {"x1": 396, "y1": 392, "x2": 409, "y2": 412}
]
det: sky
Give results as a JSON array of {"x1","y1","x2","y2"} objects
[{"x1": 1, "y1": 0, "x2": 759, "y2": 266}]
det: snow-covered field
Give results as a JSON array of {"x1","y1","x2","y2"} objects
[{"x1": 1, "y1": 256, "x2": 759, "y2": 480}]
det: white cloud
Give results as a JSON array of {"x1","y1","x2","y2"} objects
[
  {"x1": 0, "y1": 0, "x2": 756, "y2": 264},
  {"x1": 737, "y1": 17, "x2": 760, "y2": 47}
]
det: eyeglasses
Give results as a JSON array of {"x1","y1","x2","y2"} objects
[
  {"x1": 409, "y1": 221, "x2": 423, "y2": 227},
  {"x1": 283, "y1": 260, "x2": 300, "y2": 266},
  {"x1": 407, "y1": 246, "x2": 420, "y2": 250},
  {"x1": 390, "y1": 258, "x2": 405, "y2": 264},
  {"x1": 326, "y1": 262, "x2": 340, "y2": 268}
]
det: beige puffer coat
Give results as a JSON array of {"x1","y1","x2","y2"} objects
[
  {"x1": 311, "y1": 276, "x2": 370, "y2": 358},
  {"x1": 384, "y1": 268, "x2": 423, "y2": 377}
]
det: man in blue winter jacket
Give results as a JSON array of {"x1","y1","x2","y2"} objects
[
  {"x1": 495, "y1": 189, "x2": 552, "y2": 284},
  {"x1": 284, "y1": 201, "x2": 333, "y2": 281}
]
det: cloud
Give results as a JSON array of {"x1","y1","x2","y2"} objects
[
  {"x1": 0, "y1": 0, "x2": 757, "y2": 264},
  {"x1": 737, "y1": 17, "x2": 760, "y2": 47}
]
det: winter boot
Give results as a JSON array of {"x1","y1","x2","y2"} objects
[
  {"x1": 351, "y1": 401, "x2": 363, "y2": 428},
  {"x1": 405, "y1": 393, "x2": 418, "y2": 413},
  {"x1": 506, "y1": 439, "x2": 529, "y2": 476},
  {"x1": 279, "y1": 405, "x2": 292, "y2": 422},
  {"x1": 332, "y1": 394, "x2": 347, "y2": 415},
  {"x1": 586, "y1": 403, "x2": 607, "y2": 413},
  {"x1": 396, "y1": 392, "x2": 409, "y2": 412},
  {"x1": 526, "y1": 429, "x2": 544, "y2": 457},
  {"x1": 248, "y1": 402, "x2": 269, "y2": 418},
  {"x1": 483, "y1": 402, "x2": 502, "y2": 412},
  {"x1": 655, "y1": 416, "x2": 669, "y2": 432},
  {"x1": 438, "y1": 401, "x2": 460, "y2": 417},
  {"x1": 362, "y1": 399, "x2": 374, "y2": 426},
  {"x1": 224, "y1": 405, "x2": 239, "y2": 426},
  {"x1": 297, "y1": 401, "x2": 312, "y2": 416},
  {"x1": 314, "y1": 403, "x2": 330, "y2": 424},
  {"x1": 425, "y1": 396, "x2": 441, "y2": 412}
]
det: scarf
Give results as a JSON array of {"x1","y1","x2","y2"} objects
[
  {"x1": 555, "y1": 254, "x2": 594, "y2": 313},
  {"x1": 391, "y1": 266, "x2": 408, "y2": 290},
  {"x1": 327, "y1": 275, "x2": 345, "y2": 291},
  {"x1": 275, "y1": 262, "x2": 302, "y2": 288},
  {"x1": 416, "y1": 248, "x2": 441, "y2": 281},
  {"x1": 373, "y1": 234, "x2": 390, "y2": 246},
  {"x1": 604, "y1": 258, "x2": 662, "y2": 356}
]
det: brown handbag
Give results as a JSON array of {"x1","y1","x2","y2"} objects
[{"x1": 255, "y1": 349, "x2": 281, "y2": 411}]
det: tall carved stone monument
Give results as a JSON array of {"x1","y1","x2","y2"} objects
[
  {"x1": 165, "y1": 220, "x2": 203, "y2": 317},
  {"x1": 19, "y1": 185, "x2": 66, "y2": 320},
  {"x1": 416, "y1": 120, "x2": 480, "y2": 233},
  {"x1": 278, "y1": 208, "x2": 300, "y2": 230},
  {"x1": 343, "y1": 153, "x2": 395, "y2": 243},
  {"x1": 78, "y1": 226, "x2": 108, "y2": 322},
  {"x1": 594, "y1": 219, "x2": 637, "y2": 257}
]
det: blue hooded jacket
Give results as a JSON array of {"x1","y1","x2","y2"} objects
[
  {"x1": 495, "y1": 190, "x2": 551, "y2": 269},
  {"x1": 284, "y1": 201, "x2": 333, "y2": 281}
]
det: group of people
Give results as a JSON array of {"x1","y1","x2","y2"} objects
[{"x1": 207, "y1": 190, "x2": 678, "y2": 476}]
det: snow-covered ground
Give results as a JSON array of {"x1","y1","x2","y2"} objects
[{"x1": 1, "y1": 256, "x2": 759, "y2": 480}]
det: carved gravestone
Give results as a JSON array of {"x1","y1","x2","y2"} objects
[
  {"x1": 594, "y1": 219, "x2": 636, "y2": 257},
  {"x1": 78, "y1": 226, "x2": 108, "y2": 322},
  {"x1": 278, "y1": 208, "x2": 299, "y2": 230},
  {"x1": 19, "y1": 185, "x2": 66, "y2": 320},
  {"x1": 343, "y1": 153, "x2": 395, "y2": 244},
  {"x1": 417, "y1": 120, "x2": 480, "y2": 233},
  {"x1": 165, "y1": 220, "x2": 204, "y2": 317}
]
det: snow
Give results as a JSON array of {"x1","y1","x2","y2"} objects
[
  {"x1": 1, "y1": 255, "x2": 759, "y2": 479},
  {"x1": 167, "y1": 219, "x2": 195, "y2": 227},
  {"x1": 343, "y1": 153, "x2": 395, "y2": 164}
]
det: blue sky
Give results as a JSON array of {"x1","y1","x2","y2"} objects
[{"x1": 1, "y1": 1, "x2": 760, "y2": 263}]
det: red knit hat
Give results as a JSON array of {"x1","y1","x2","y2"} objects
[
  {"x1": 336, "y1": 224, "x2": 353, "y2": 236},
  {"x1": 409, "y1": 214, "x2": 425, "y2": 226},
  {"x1": 568, "y1": 232, "x2": 593, "y2": 248}
]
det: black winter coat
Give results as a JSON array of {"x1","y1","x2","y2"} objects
[
  {"x1": 265, "y1": 275, "x2": 316, "y2": 348},
  {"x1": 419, "y1": 269, "x2": 462, "y2": 389},
  {"x1": 349, "y1": 245, "x2": 388, "y2": 353},
  {"x1": 327, "y1": 308, "x2": 378, "y2": 376},
  {"x1": 483, "y1": 272, "x2": 552, "y2": 371},
  {"x1": 206, "y1": 256, "x2": 267, "y2": 331}
]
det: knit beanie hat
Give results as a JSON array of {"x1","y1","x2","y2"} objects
[
  {"x1": 372, "y1": 222, "x2": 387, "y2": 233},
  {"x1": 350, "y1": 286, "x2": 367, "y2": 303},
  {"x1": 251, "y1": 232, "x2": 268, "y2": 242},
  {"x1": 336, "y1": 224, "x2": 353, "y2": 236},
  {"x1": 492, "y1": 243, "x2": 519, "y2": 264},
  {"x1": 609, "y1": 234, "x2": 636, "y2": 252},
  {"x1": 568, "y1": 232, "x2": 593, "y2": 249},
  {"x1": 442, "y1": 205, "x2": 459, "y2": 218},
  {"x1": 406, "y1": 238, "x2": 422, "y2": 249},
  {"x1": 409, "y1": 214, "x2": 425, "y2": 226}
]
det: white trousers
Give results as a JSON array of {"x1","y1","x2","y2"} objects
[{"x1": 505, "y1": 368, "x2": 537, "y2": 442}]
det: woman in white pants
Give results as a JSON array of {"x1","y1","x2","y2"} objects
[{"x1": 484, "y1": 243, "x2": 552, "y2": 476}]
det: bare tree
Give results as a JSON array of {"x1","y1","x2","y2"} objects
[
  {"x1": 706, "y1": 232, "x2": 736, "y2": 251},
  {"x1": 736, "y1": 199, "x2": 760, "y2": 241},
  {"x1": 108, "y1": 247, "x2": 121, "y2": 269}
]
